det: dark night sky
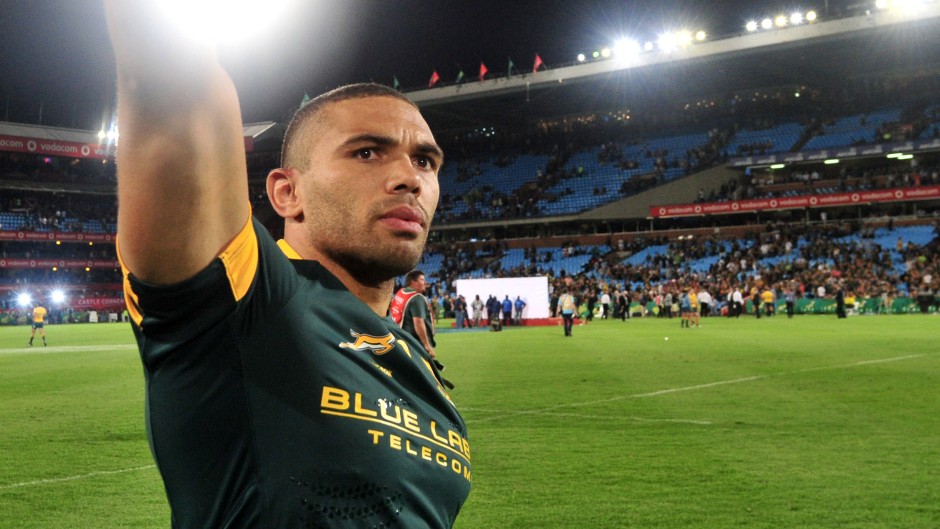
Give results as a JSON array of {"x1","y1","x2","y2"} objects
[{"x1": 0, "y1": 0, "x2": 851, "y2": 129}]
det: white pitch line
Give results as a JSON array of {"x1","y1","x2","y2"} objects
[
  {"x1": 0, "y1": 344, "x2": 136, "y2": 355},
  {"x1": 0, "y1": 464, "x2": 155, "y2": 491},
  {"x1": 532, "y1": 411, "x2": 712, "y2": 425},
  {"x1": 469, "y1": 353, "x2": 934, "y2": 424}
]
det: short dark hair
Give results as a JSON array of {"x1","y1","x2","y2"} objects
[
  {"x1": 280, "y1": 83, "x2": 418, "y2": 171},
  {"x1": 405, "y1": 269, "x2": 425, "y2": 285}
]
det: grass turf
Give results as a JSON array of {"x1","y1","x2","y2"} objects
[{"x1": 1, "y1": 315, "x2": 938, "y2": 528}]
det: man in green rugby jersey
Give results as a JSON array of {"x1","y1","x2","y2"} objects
[{"x1": 106, "y1": 2, "x2": 470, "y2": 527}]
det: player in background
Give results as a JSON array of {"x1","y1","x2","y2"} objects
[{"x1": 28, "y1": 302, "x2": 48, "y2": 347}]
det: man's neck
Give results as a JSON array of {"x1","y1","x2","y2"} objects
[
  {"x1": 282, "y1": 236, "x2": 395, "y2": 316},
  {"x1": 324, "y1": 261, "x2": 395, "y2": 316}
]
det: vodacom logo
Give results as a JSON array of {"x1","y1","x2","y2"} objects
[
  {"x1": 81, "y1": 145, "x2": 91, "y2": 156},
  {"x1": 27, "y1": 140, "x2": 37, "y2": 152}
]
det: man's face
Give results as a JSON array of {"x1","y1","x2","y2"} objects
[
  {"x1": 298, "y1": 96, "x2": 442, "y2": 284},
  {"x1": 411, "y1": 274, "x2": 427, "y2": 293}
]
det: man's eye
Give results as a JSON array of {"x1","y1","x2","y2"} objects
[
  {"x1": 415, "y1": 156, "x2": 436, "y2": 169},
  {"x1": 355, "y1": 148, "x2": 375, "y2": 160}
]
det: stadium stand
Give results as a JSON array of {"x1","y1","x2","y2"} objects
[{"x1": 3, "y1": 10, "x2": 940, "y2": 319}]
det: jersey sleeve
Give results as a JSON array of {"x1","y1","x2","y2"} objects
[{"x1": 119, "y1": 215, "x2": 298, "y2": 358}]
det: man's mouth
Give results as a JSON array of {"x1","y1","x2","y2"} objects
[{"x1": 379, "y1": 206, "x2": 425, "y2": 234}]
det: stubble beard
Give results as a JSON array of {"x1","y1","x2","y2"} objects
[
  {"x1": 308, "y1": 210, "x2": 429, "y2": 287},
  {"x1": 306, "y1": 181, "x2": 435, "y2": 287},
  {"x1": 331, "y1": 233, "x2": 427, "y2": 287}
]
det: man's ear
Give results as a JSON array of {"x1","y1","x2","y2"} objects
[{"x1": 267, "y1": 168, "x2": 304, "y2": 221}]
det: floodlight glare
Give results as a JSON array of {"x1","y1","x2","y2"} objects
[
  {"x1": 644, "y1": 41, "x2": 655, "y2": 52},
  {"x1": 806, "y1": 10, "x2": 818, "y2": 21},
  {"x1": 790, "y1": 12, "x2": 804, "y2": 24},
  {"x1": 761, "y1": 18, "x2": 774, "y2": 29},
  {"x1": 695, "y1": 30, "x2": 707, "y2": 41},
  {"x1": 592, "y1": 50, "x2": 600, "y2": 58},
  {"x1": 678, "y1": 30, "x2": 694, "y2": 46},
  {"x1": 51, "y1": 290, "x2": 66, "y2": 304},
  {"x1": 770, "y1": 164, "x2": 786, "y2": 169},
  {"x1": 600, "y1": 47, "x2": 612, "y2": 58},
  {"x1": 875, "y1": 0, "x2": 889, "y2": 8},
  {"x1": 824, "y1": 159, "x2": 840, "y2": 165},
  {"x1": 155, "y1": 0, "x2": 296, "y2": 45},
  {"x1": 886, "y1": 152, "x2": 905, "y2": 158},
  {"x1": 97, "y1": 130, "x2": 106, "y2": 140},
  {"x1": 657, "y1": 33, "x2": 678, "y2": 53},
  {"x1": 896, "y1": 154, "x2": 914, "y2": 160},
  {"x1": 775, "y1": 15, "x2": 788, "y2": 27},
  {"x1": 613, "y1": 38, "x2": 641, "y2": 58},
  {"x1": 17, "y1": 293, "x2": 32, "y2": 307},
  {"x1": 746, "y1": 20, "x2": 759, "y2": 32},
  {"x1": 577, "y1": 53, "x2": 586, "y2": 62}
]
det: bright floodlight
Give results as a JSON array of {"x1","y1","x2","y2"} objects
[
  {"x1": 657, "y1": 32, "x2": 678, "y2": 53},
  {"x1": 746, "y1": 20, "x2": 759, "y2": 31},
  {"x1": 875, "y1": 0, "x2": 889, "y2": 8},
  {"x1": 577, "y1": 53, "x2": 586, "y2": 62},
  {"x1": 51, "y1": 290, "x2": 66, "y2": 304},
  {"x1": 644, "y1": 41, "x2": 655, "y2": 52},
  {"x1": 613, "y1": 38, "x2": 641, "y2": 58},
  {"x1": 156, "y1": 0, "x2": 296, "y2": 45},
  {"x1": 600, "y1": 47, "x2": 612, "y2": 58},
  {"x1": 761, "y1": 18, "x2": 774, "y2": 29},
  {"x1": 806, "y1": 10, "x2": 818, "y2": 21},
  {"x1": 695, "y1": 30, "x2": 707, "y2": 41},
  {"x1": 790, "y1": 12, "x2": 804, "y2": 24},
  {"x1": 17, "y1": 293, "x2": 32, "y2": 307},
  {"x1": 775, "y1": 15, "x2": 788, "y2": 27},
  {"x1": 677, "y1": 30, "x2": 694, "y2": 46}
]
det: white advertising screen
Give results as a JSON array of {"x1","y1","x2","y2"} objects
[{"x1": 455, "y1": 276, "x2": 551, "y2": 319}]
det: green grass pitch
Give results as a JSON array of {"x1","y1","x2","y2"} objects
[{"x1": 1, "y1": 315, "x2": 938, "y2": 528}]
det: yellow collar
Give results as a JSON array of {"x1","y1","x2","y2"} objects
[{"x1": 276, "y1": 239, "x2": 302, "y2": 260}]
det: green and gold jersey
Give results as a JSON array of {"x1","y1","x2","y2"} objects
[{"x1": 121, "y1": 216, "x2": 470, "y2": 529}]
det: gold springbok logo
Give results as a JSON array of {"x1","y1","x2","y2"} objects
[{"x1": 339, "y1": 330, "x2": 397, "y2": 355}]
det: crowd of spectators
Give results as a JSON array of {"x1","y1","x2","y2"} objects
[
  {"x1": 0, "y1": 151, "x2": 115, "y2": 186},
  {"x1": 422, "y1": 219, "x2": 939, "y2": 320},
  {"x1": 705, "y1": 162, "x2": 940, "y2": 204},
  {"x1": 1, "y1": 191, "x2": 117, "y2": 233}
]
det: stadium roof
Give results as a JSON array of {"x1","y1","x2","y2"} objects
[{"x1": 410, "y1": 6, "x2": 940, "y2": 131}]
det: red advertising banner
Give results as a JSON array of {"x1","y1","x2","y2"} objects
[
  {"x1": 0, "y1": 231, "x2": 115, "y2": 242},
  {"x1": 72, "y1": 297, "x2": 126, "y2": 310},
  {"x1": 0, "y1": 134, "x2": 253, "y2": 157},
  {"x1": 0, "y1": 134, "x2": 113, "y2": 160},
  {"x1": 650, "y1": 185, "x2": 940, "y2": 218},
  {"x1": 0, "y1": 259, "x2": 119, "y2": 269}
]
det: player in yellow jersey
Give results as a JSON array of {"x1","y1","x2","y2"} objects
[{"x1": 28, "y1": 303, "x2": 48, "y2": 347}]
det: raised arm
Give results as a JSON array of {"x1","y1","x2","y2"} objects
[{"x1": 106, "y1": 0, "x2": 250, "y2": 284}]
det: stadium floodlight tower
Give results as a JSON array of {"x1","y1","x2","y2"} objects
[{"x1": 153, "y1": 0, "x2": 296, "y2": 45}]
